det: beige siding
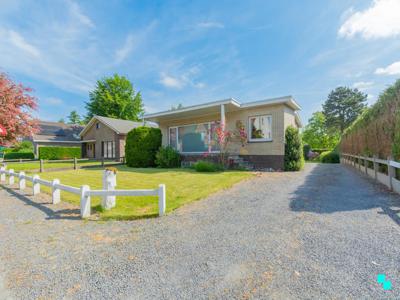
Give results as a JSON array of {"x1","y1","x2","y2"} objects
[
  {"x1": 283, "y1": 106, "x2": 298, "y2": 129},
  {"x1": 81, "y1": 121, "x2": 118, "y2": 158}
]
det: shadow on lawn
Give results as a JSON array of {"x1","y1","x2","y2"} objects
[
  {"x1": 289, "y1": 163, "x2": 400, "y2": 226},
  {"x1": 2, "y1": 186, "x2": 81, "y2": 221}
]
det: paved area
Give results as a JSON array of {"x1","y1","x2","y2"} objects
[{"x1": 0, "y1": 163, "x2": 400, "y2": 299}]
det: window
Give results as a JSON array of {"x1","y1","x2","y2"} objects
[
  {"x1": 169, "y1": 122, "x2": 219, "y2": 153},
  {"x1": 96, "y1": 123, "x2": 100, "y2": 129},
  {"x1": 102, "y1": 141, "x2": 115, "y2": 158},
  {"x1": 248, "y1": 115, "x2": 272, "y2": 142}
]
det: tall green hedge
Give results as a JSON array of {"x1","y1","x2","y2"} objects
[
  {"x1": 125, "y1": 127, "x2": 162, "y2": 167},
  {"x1": 39, "y1": 147, "x2": 81, "y2": 160},
  {"x1": 284, "y1": 126, "x2": 304, "y2": 171},
  {"x1": 4, "y1": 152, "x2": 35, "y2": 160}
]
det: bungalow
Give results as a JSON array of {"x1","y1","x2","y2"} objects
[
  {"x1": 79, "y1": 115, "x2": 157, "y2": 160},
  {"x1": 144, "y1": 96, "x2": 302, "y2": 169},
  {"x1": 29, "y1": 121, "x2": 83, "y2": 158}
]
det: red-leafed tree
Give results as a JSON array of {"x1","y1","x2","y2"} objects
[{"x1": 0, "y1": 72, "x2": 39, "y2": 145}]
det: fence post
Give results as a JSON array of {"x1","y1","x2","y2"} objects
[
  {"x1": 364, "y1": 158, "x2": 368, "y2": 174},
  {"x1": 52, "y1": 179, "x2": 60, "y2": 204},
  {"x1": 388, "y1": 156, "x2": 394, "y2": 191},
  {"x1": 74, "y1": 157, "x2": 77, "y2": 170},
  {"x1": 40, "y1": 159, "x2": 44, "y2": 173},
  {"x1": 0, "y1": 166, "x2": 6, "y2": 182},
  {"x1": 19, "y1": 172, "x2": 26, "y2": 190},
  {"x1": 101, "y1": 169, "x2": 116, "y2": 209},
  {"x1": 32, "y1": 175, "x2": 40, "y2": 195},
  {"x1": 158, "y1": 184, "x2": 166, "y2": 216},
  {"x1": 373, "y1": 156, "x2": 378, "y2": 180},
  {"x1": 8, "y1": 169, "x2": 15, "y2": 185},
  {"x1": 358, "y1": 157, "x2": 361, "y2": 171},
  {"x1": 80, "y1": 185, "x2": 91, "y2": 218},
  {"x1": 101, "y1": 157, "x2": 104, "y2": 167}
]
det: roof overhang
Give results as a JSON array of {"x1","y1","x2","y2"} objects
[
  {"x1": 144, "y1": 96, "x2": 301, "y2": 123},
  {"x1": 79, "y1": 116, "x2": 123, "y2": 137}
]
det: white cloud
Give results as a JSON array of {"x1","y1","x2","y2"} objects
[
  {"x1": 159, "y1": 73, "x2": 185, "y2": 89},
  {"x1": 375, "y1": 61, "x2": 400, "y2": 75},
  {"x1": 7, "y1": 30, "x2": 40, "y2": 57},
  {"x1": 352, "y1": 81, "x2": 374, "y2": 90},
  {"x1": 43, "y1": 97, "x2": 64, "y2": 106},
  {"x1": 67, "y1": 0, "x2": 95, "y2": 28},
  {"x1": 197, "y1": 22, "x2": 224, "y2": 29},
  {"x1": 115, "y1": 34, "x2": 135, "y2": 64},
  {"x1": 339, "y1": 0, "x2": 400, "y2": 39}
]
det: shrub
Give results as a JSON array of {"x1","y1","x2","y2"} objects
[
  {"x1": 39, "y1": 147, "x2": 81, "y2": 160},
  {"x1": 284, "y1": 126, "x2": 304, "y2": 171},
  {"x1": 319, "y1": 151, "x2": 340, "y2": 163},
  {"x1": 155, "y1": 146, "x2": 181, "y2": 168},
  {"x1": 125, "y1": 127, "x2": 162, "y2": 167},
  {"x1": 14, "y1": 141, "x2": 34, "y2": 152},
  {"x1": 4, "y1": 152, "x2": 34, "y2": 160},
  {"x1": 303, "y1": 144, "x2": 311, "y2": 161},
  {"x1": 193, "y1": 160, "x2": 223, "y2": 172}
]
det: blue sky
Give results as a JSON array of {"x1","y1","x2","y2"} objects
[{"x1": 1, "y1": 0, "x2": 400, "y2": 124}]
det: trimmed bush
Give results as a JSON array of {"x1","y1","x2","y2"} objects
[
  {"x1": 284, "y1": 126, "x2": 304, "y2": 171},
  {"x1": 125, "y1": 127, "x2": 162, "y2": 167},
  {"x1": 155, "y1": 146, "x2": 181, "y2": 168},
  {"x1": 39, "y1": 147, "x2": 81, "y2": 160},
  {"x1": 193, "y1": 160, "x2": 223, "y2": 172},
  {"x1": 4, "y1": 152, "x2": 34, "y2": 160},
  {"x1": 319, "y1": 151, "x2": 340, "y2": 163}
]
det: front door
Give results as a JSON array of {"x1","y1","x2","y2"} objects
[{"x1": 86, "y1": 143, "x2": 95, "y2": 158}]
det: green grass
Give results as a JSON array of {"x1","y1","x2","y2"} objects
[
  {"x1": 26, "y1": 166, "x2": 252, "y2": 220},
  {"x1": 4, "y1": 160, "x2": 109, "y2": 172}
]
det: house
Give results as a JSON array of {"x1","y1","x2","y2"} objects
[
  {"x1": 30, "y1": 121, "x2": 83, "y2": 158},
  {"x1": 144, "y1": 96, "x2": 302, "y2": 169},
  {"x1": 79, "y1": 115, "x2": 157, "y2": 160}
]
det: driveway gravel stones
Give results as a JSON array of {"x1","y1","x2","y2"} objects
[{"x1": 0, "y1": 163, "x2": 400, "y2": 299}]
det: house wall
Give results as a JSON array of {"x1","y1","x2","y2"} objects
[{"x1": 81, "y1": 121, "x2": 119, "y2": 159}]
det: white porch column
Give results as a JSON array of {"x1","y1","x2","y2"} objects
[{"x1": 220, "y1": 104, "x2": 226, "y2": 130}]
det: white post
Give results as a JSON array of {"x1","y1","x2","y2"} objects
[
  {"x1": 220, "y1": 104, "x2": 226, "y2": 130},
  {"x1": 52, "y1": 179, "x2": 60, "y2": 204},
  {"x1": 0, "y1": 167, "x2": 6, "y2": 182},
  {"x1": 8, "y1": 169, "x2": 15, "y2": 185},
  {"x1": 32, "y1": 175, "x2": 40, "y2": 195},
  {"x1": 101, "y1": 170, "x2": 116, "y2": 210},
  {"x1": 388, "y1": 157, "x2": 394, "y2": 191},
  {"x1": 373, "y1": 156, "x2": 378, "y2": 180},
  {"x1": 80, "y1": 185, "x2": 91, "y2": 218},
  {"x1": 158, "y1": 184, "x2": 166, "y2": 216},
  {"x1": 19, "y1": 172, "x2": 26, "y2": 190}
]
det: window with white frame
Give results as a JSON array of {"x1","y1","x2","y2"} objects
[
  {"x1": 101, "y1": 141, "x2": 115, "y2": 158},
  {"x1": 169, "y1": 122, "x2": 220, "y2": 153},
  {"x1": 248, "y1": 115, "x2": 272, "y2": 142}
]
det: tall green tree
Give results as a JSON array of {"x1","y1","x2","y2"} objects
[
  {"x1": 86, "y1": 74, "x2": 144, "y2": 121},
  {"x1": 322, "y1": 87, "x2": 367, "y2": 134},
  {"x1": 284, "y1": 126, "x2": 304, "y2": 171},
  {"x1": 67, "y1": 110, "x2": 83, "y2": 125},
  {"x1": 302, "y1": 112, "x2": 340, "y2": 149}
]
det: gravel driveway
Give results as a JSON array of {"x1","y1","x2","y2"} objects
[{"x1": 0, "y1": 163, "x2": 400, "y2": 299}]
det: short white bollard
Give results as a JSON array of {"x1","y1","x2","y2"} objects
[
  {"x1": 19, "y1": 172, "x2": 26, "y2": 190},
  {"x1": 101, "y1": 169, "x2": 116, "y2": 210},
  {"x1": 0, "y1": 167, "x2": 6, "y2": 182},
  {"x1": 158, "y1": 184, "x2": 166, "y2": 216},
  {"x1": 52, "y1": 179, "x2": 60, "y2": 204},
  {"x1": 8, "y1": 169, "x2": 15, "y2": 185},
  {"x1": 32, "y1": 175, "x2": 40, "y2": 195},
  {"x1": 80, "y1": 185, "x2": 91, "y2": 218}
]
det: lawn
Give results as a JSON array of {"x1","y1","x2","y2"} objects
[{"x1": 30, "y1": 166, "x2": 252, "y2": 220}]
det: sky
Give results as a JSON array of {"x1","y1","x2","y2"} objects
[{"x1": 1, "y1": 0, "x2": 400, "y2": 124}]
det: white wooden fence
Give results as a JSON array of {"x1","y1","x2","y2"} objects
[
  {"x1": 341, "y1": 153, "x2": 400, "y2": 194},
  {"x1": 0, "y1": 166, "x2": 166, "y2": 218}
]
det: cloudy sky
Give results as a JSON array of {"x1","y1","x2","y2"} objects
[{"x1": 1, "y1": 0, "x2": 400, "y2": 123}]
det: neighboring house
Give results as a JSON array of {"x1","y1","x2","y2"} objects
[
  {"x1": 79, "y1": 115, "x2": 157, "y2": 160},
  {"x1": 144, "y1": 96, "x2": 302, "y2": 169},
  {"x1": 30, "y1": 121, "x2": 83, "y2": 157}
]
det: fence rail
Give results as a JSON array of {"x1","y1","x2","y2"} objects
[
  {"x1": 0, "y1": 166, "x2": 166, "y2": 218},
  {"x1": 341, "y1": 153, "x2": 400, "y2": 194}
]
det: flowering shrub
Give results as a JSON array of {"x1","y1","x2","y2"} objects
[{"x1": 235, "y1": 120, "x2": 248, "y2": 147}]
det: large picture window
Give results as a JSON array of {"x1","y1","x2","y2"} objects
[
  {"x1": 101, "y1": 141, "x2": 115, "y2": 158},
  {"x1": 169, "y1": 122, "x2": 219, "y2": 153},
  {"x1": 248, "y1": 115, "x2": 272, "y2": 142}
]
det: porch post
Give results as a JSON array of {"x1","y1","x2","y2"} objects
[{"x1": 220, "y1": 104, "x2": 225, "y2": 130}]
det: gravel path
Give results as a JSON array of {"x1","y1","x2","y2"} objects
[{"x1": 0, "y1": 163, "x2": 400, "y2": 299}]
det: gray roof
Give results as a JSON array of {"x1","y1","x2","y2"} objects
[
  {"x1": 80, "y1": 115, "x2": 158, "y2": 136},
  {"x1": 33, "y1": 121, "x2": 84, "y2": 142}
]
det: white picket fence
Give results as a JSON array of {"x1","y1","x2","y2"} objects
[
  {"x1": 0, "y1": 166, "x2": 166, "y2": 218},
  {"x1": 341, "y1": 153, "x2": 400, "y2": 194}
]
